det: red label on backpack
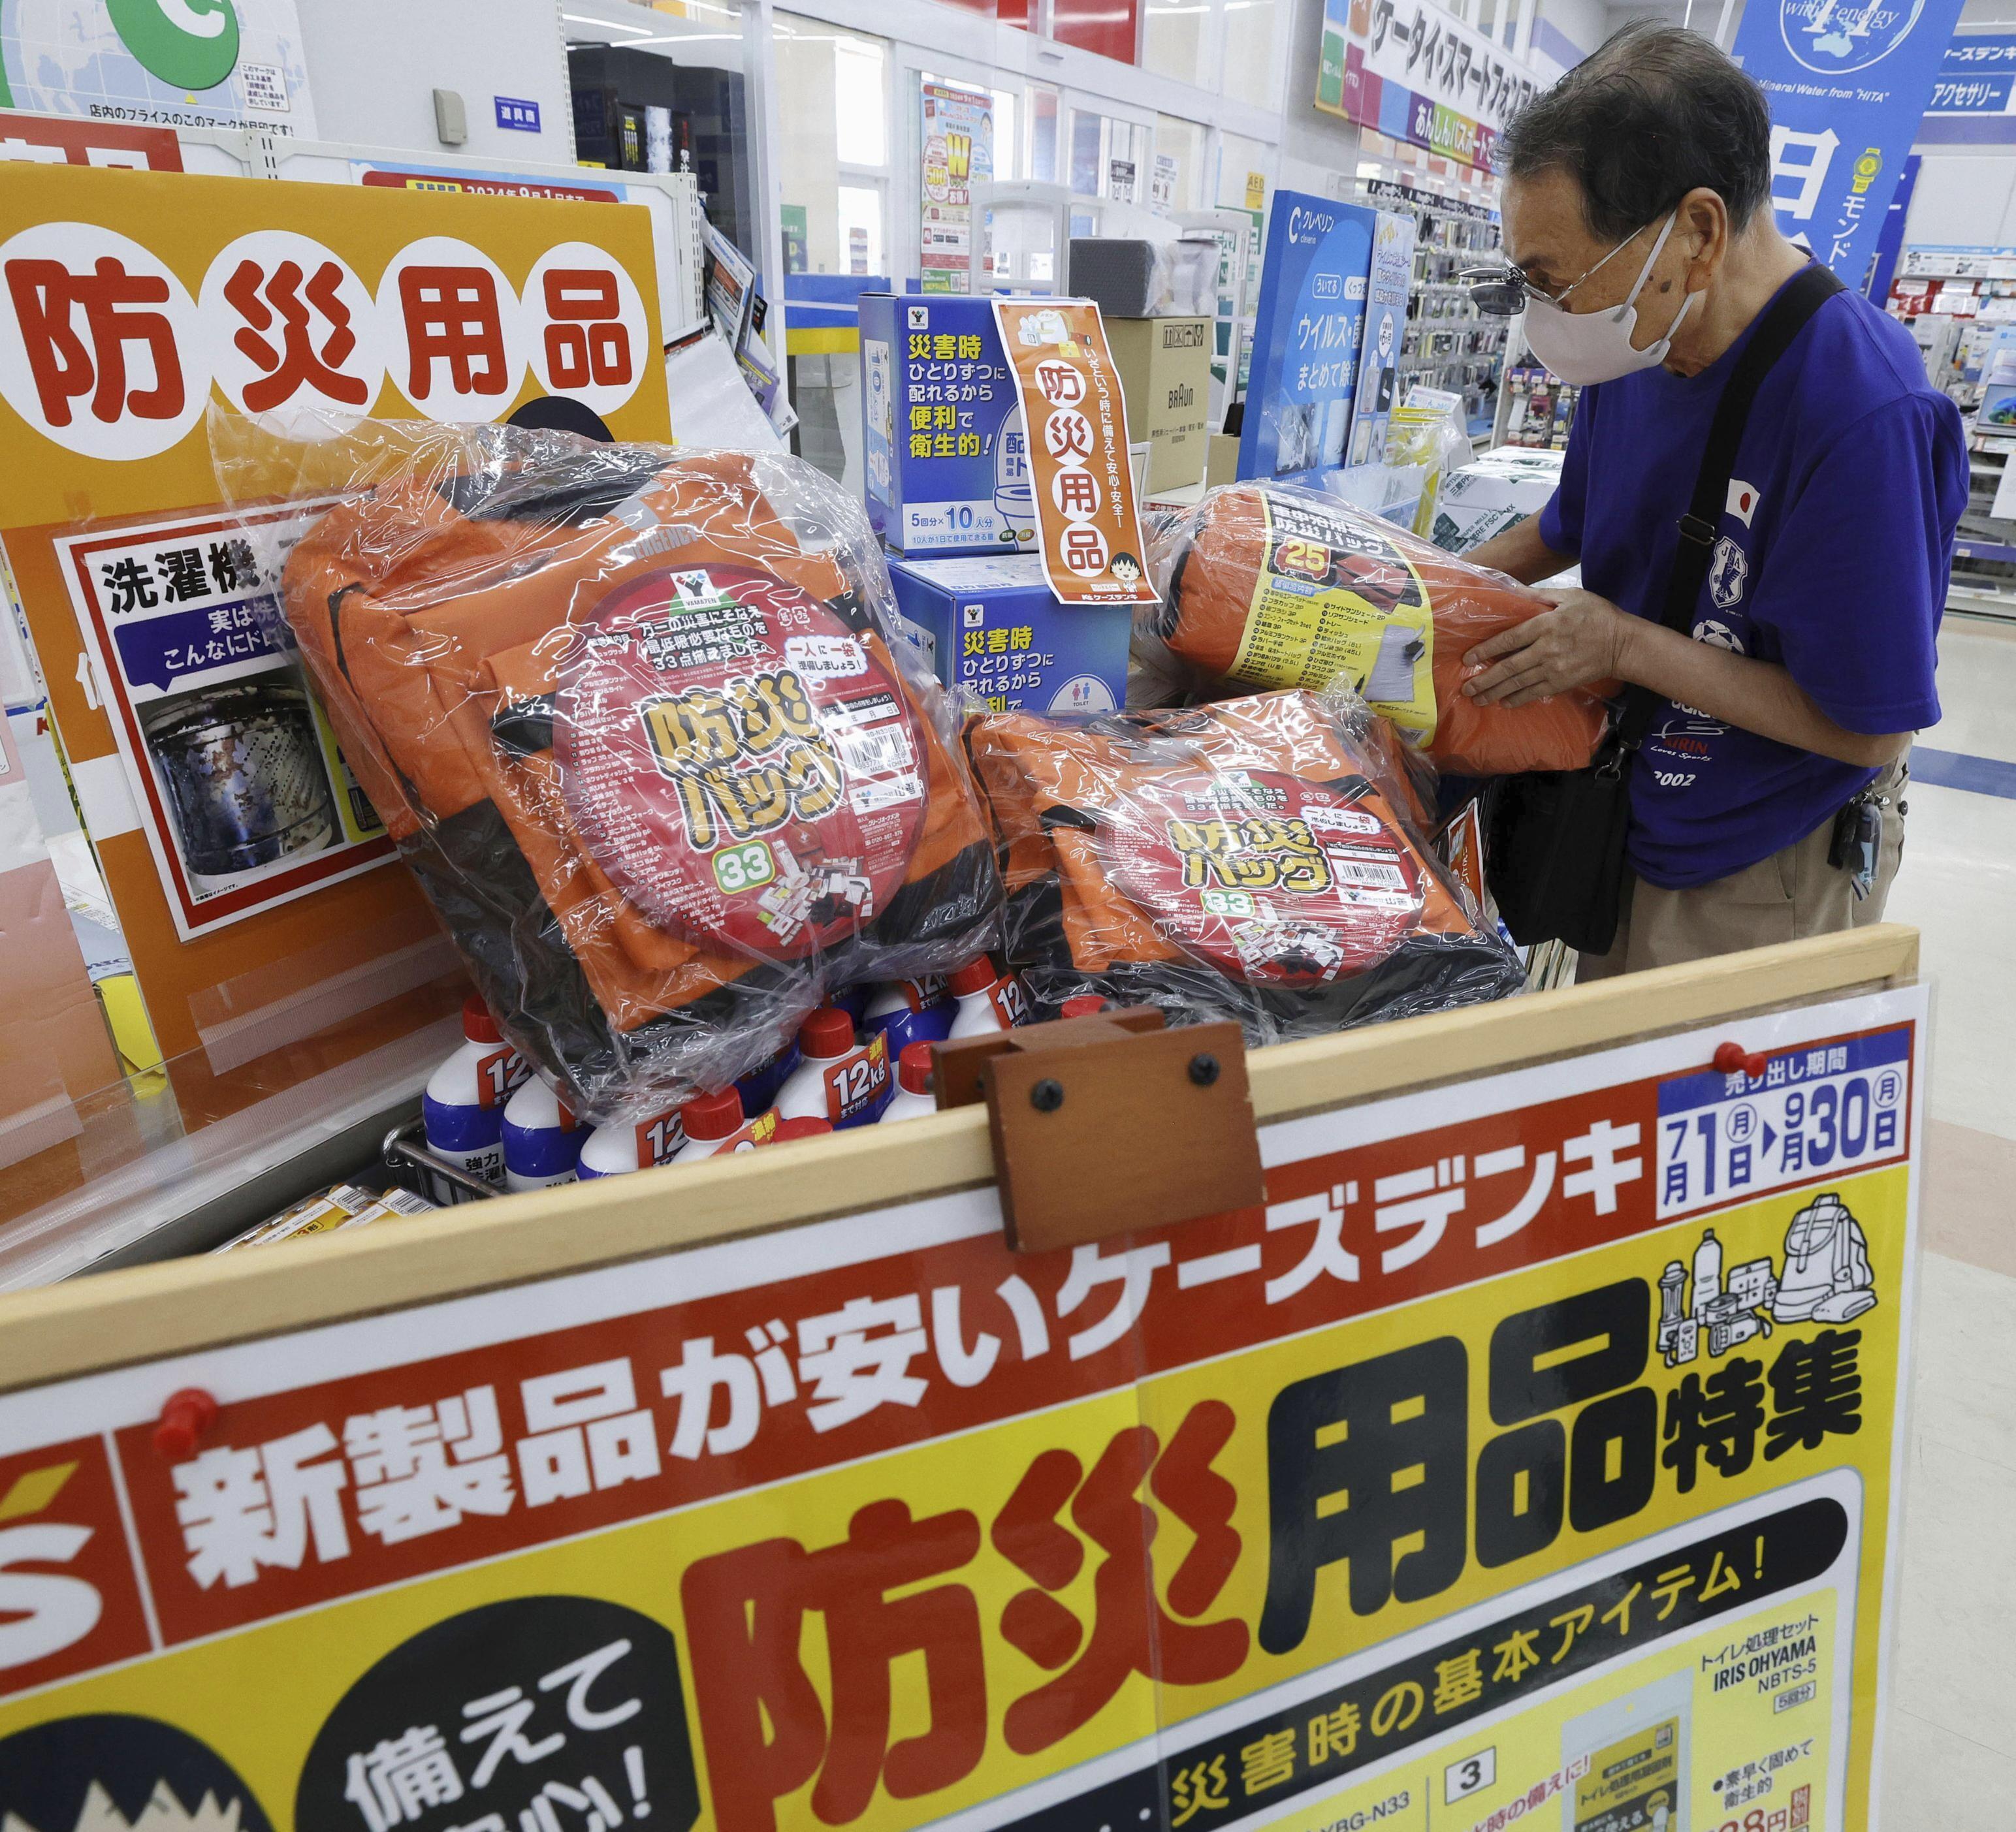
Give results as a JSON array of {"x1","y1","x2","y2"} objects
[
  {"x1": 1096, "y1": 770, "x2": 1424, "y2": 986},
  {"x1": 555, "y1": 565, "x2": 929, "y2": 960}
]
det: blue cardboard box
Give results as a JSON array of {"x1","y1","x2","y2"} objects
[
  {"x1": 886, "y1": 554, "x2": 1129, "y2": 715},
  {"x1": 861, "y1": 293, "x2": 1038, "y2": 558}
]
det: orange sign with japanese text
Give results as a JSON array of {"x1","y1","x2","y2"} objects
[
  {"x1": 0, "y1": 985, "x2": 1923, "y2": 1832},
  {"x1": 0, "y1": 164, "x2": 669, "y2": 1158},
  {"x1": 991, "y1": 298, "x2": 1159, "y2": 608}
]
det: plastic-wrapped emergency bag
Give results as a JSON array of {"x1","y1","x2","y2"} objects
[
  {"x1": 223, "y1": 419, "x2": 1000, "y2": 1117},
  {"x1": 1142, "y1": 481, "x2": 1612, "y2": 776},
  {"x1": 966, "y1": 687, "x2": 1527, "y2": 1043}
]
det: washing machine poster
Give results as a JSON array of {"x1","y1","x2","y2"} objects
[
  {"x1": 55, "y1": 501, "x2": 393, "y2": 940},
  {"x1": 1239, "y1": 194, "x2": 1377, "y2": 484}
]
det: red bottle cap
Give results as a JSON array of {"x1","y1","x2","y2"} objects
[
  {"x1": 773, "y1": 1116, "x2": 834, "y2": 1141},
  {"x1": 680, "y1": 1087, "x2": 744, "y2": 1142},
  {"x1": 798, "y1": 1006, "x2": 857, "y2": 1059},
  {"x1": 948, "y1": 956, "x2": 998, "y2": 997},
  {"x1": 463, "y1": 994, "x2": 503, "y2": 1045},
  {"x1": 1061, "y1": 994, "x2": 1108, "y2": 1018},
  {"x1": 897, "y1": 1040, "x2": 935, "y2": 1096}
]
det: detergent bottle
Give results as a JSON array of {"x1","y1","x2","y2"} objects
[
  {"x1": 735, "y1": 1038, "x2": 801, "y2": 1117},
  {"x1": 576, "y1": 1103, "x2": 690, "y2": 1180},
  {"x1": 862, "y1": 975, "x2": 954, "y2": 1054},
  {"x1": 946, "y1": 958, "x2": 1030, "y2": 1037},
  {"x1": 503, "y1": 1075, "x2": 592, "y2": 1192},
  {"x1": 670, "y1": 1088, "x2": 748, "y2": 1163},
  {"x1": 769, "y1": 1007, "x2": 893, "y2": 1129},
  {"x1": 422, "y1": 996, "x2": 528, "y2": 1193},
  {"x1": 880, "y1": 1041, "x2": 941, "y2": 1123}
]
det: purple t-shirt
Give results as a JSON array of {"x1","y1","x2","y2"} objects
[{"x1": 1537, "y1": 273, "x2": 1965, "y2": 890}]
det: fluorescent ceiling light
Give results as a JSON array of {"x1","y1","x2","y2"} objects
[{"x1": 562, "y1": 10, "x2": 656, "y2": 33}]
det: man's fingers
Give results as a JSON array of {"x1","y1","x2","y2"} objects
[
  {"x1": 1463, "y1": 621, "x2": 1542, "y2": 669},
  {"x1": 1466, "y1": 657, "x2": 1552, "y2": 704}
]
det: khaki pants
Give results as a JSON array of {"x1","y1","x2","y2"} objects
[{"x1": 1576, "y1": 753, "x2": 1909, "y2": 982}]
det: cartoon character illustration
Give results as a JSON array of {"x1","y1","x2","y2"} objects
[
  {"x1": 1772, "y1": 1191, "x2": 1878, "y2": 1323},
  {"x1": 1110, "y1": 552, "x2": 1143, "y2": 584}
]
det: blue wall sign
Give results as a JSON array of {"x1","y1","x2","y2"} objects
[
  {"x1": 494, "y1": 96, "x2": 542, "y2": 134},
  {"x1": 1921, "y1": 32, "x2": 2016, "y2": 141},
  {"x1": 1238, "y1": 193, "x2": 1378, "y2": 484},
  {"x1": 1734, "y1": 0, "x2": 1969, "y2": 281}
]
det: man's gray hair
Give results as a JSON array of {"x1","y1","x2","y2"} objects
[{"x1": 1499, "y1": 22, "x2": 1774, "y2": 241}]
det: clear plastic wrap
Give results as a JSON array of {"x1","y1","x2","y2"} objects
[
  {"x1": 1140, "y1": 479, "x2": 1613, "y2": 776},
  {"x1": 965, "y1": 685, "x2": 1528, "y2": 1045},
  {"x1": 212, "y1": 414, "x2": 1001, "y2": 1120}
]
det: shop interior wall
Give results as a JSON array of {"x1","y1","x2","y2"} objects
[
  {"x1": 1902, "y1": 149, "x2": 2016, "y2": 247},
  {"x1": 1279, "y1": 0, "x2": 1364, "y2": 197},
  {"x1": 296, "y1": 0, "x2": 577, "y2": 161}
]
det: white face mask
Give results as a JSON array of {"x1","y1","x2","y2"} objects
[{"x1": 1518, "y1": 211, "x2": 1699, "y2": 387}]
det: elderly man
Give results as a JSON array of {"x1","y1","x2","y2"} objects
[{"x1": 1462, "y1": 23, "x2": 1964, "y2": 977}]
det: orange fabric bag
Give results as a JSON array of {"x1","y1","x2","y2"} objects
[
  {"x1": 967, "y1": 687, "x2": 1526, "y2": 1042},
  {"x1": 1144, "y1": 481, "x2": 1612, "y2": 775},
  {"x1": 282, "y1": 437, "x2": 999, "y2": 1115}
]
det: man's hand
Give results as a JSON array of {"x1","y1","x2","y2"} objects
[{"x1": 1461, "y1": 588, "x2": 1638, "y2": 707}]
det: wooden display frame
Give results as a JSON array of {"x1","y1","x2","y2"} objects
[
  {"x1": 0, "y1": 923, "x2": 1918, "y2": 1392},
  {"x1": 0, "y1": 923, "x2": 1928, "y2": 1832}
]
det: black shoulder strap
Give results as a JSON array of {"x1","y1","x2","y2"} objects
[{"x1": 1616, "y1": 261, "x2": 1846, "y2": 750}]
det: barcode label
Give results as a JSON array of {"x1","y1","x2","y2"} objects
[
  {"x1": 833, "y1": 719, "x2": 916, "y2": 779},
  {"x1": 1334, "y1": 859, "x2": 1409, "y2": 890}
]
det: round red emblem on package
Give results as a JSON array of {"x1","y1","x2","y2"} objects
[
  {"x1": 554, "y1": 563, "x2": 928, "y2": 960},
  {"x1": 1096, "y1": 768, "x2": 1424, "y2": 985}
]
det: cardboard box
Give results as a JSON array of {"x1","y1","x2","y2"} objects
[
  {"x1": 1207, "y1": 432, "x2": 1240, "y2": 487},
  {"x1": 886, "y1": 554, "x2": 1130, "y2": 715},
  {"x1": 861, "y1": 293, "x2": 1036, "y2": 558},
  {"x1": 1430, "y1": 448, "x2": 1565, "y2": 556},
  {"x1": 1105, "y1": 315, "x2": 1213, "y2": 494}
]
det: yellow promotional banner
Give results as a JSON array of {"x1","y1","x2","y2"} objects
[
  {"x1": 991, "y1": 297, "x2": 1159, "y2": 608},
  {"x1": 0, "y1": 164, "x2": 669, "y2": 1203},
  {"x1": 0, "y1": 985, "x2": 1922, "y2": 1832}
]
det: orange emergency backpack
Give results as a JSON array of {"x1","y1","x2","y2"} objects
[
  {"x1": 967, "y1": 688, "x2": 1526, "y2": 1042},
  {"x1": 281, "y1": 440, "x2": 1000, "y2": 1114}
]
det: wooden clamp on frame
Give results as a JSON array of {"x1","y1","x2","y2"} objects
[{"x1": 933, "y1": 1009, "x2": 1266, "y2": 1254}]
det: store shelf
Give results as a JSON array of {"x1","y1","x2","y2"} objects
[{"x1": 1947, "y1": 581, "x2": 2016, "y2": 622}]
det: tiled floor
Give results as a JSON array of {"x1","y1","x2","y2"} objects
[{"x1": 1873, "y1": 615, "x2": 2016, "y2": 1827}]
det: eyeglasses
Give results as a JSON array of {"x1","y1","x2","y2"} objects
[
  {"x1": 1462, "y1": 264, "x2": 1539, "y2": 317},
  {"x1": 1461, "y1": 217, "x2": 1662, "y2": 317}
]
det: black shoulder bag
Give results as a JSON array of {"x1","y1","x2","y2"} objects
[{"x1": 1484, "y1": 262, "x2": 1845, "y2": 955}]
